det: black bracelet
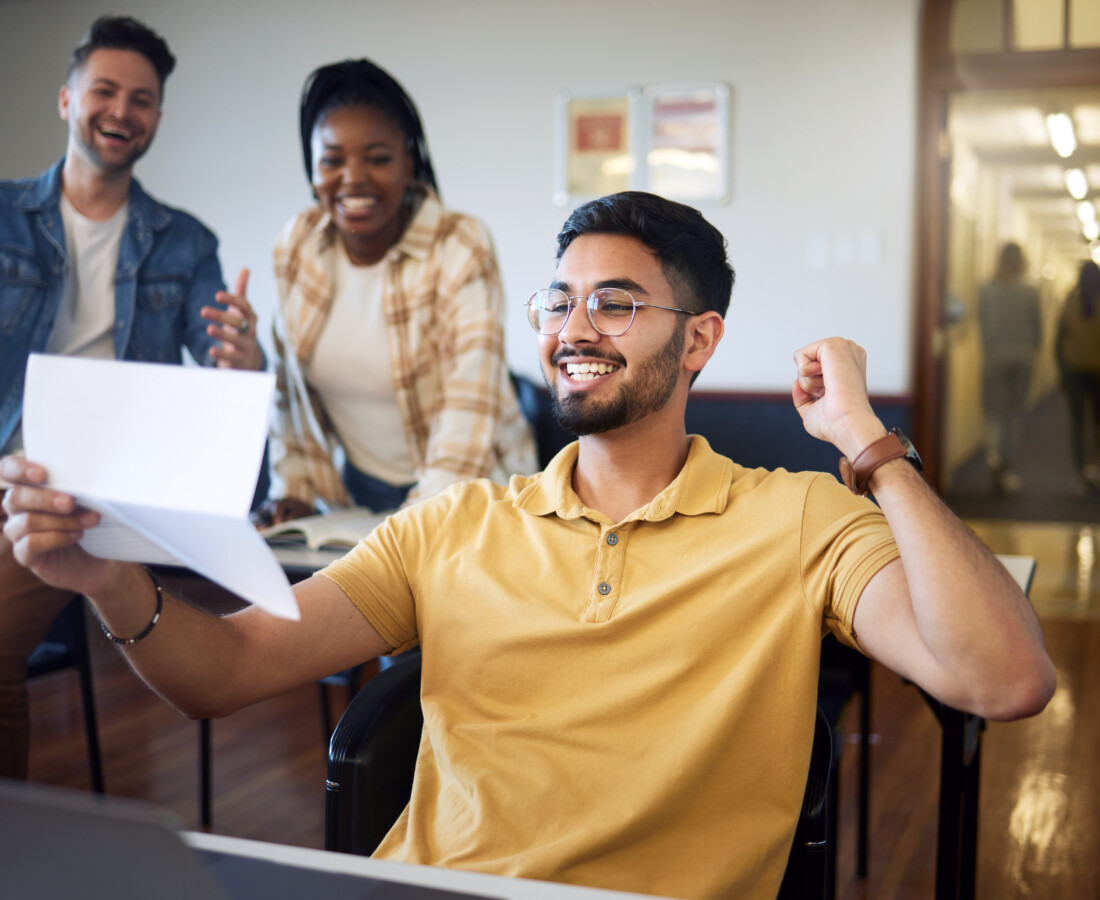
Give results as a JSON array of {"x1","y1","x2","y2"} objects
[{"x1": 100, "y1": 567, "x2": 164, "y2": 646}]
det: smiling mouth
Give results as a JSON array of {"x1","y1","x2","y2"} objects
[
  {"x1": 97, "y1": 123, "x2": 133, "y2": 142},
  {"x1": 338, "y1": 196, "x2": 377, "y2": 214},
  {"x1": 565, "y1": 361, "x2": 620, "y2": 382}
]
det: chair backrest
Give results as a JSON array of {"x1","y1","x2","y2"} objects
[
  {"x1": 508, "y1": 372, "x2": 571, "y2": 469},
  {"x1": 326, "y1": 649, "x2": 424, "y2": 855},
  {"x1": 775, "y1": 706, "x2": 833, "y2": 900},
  {"x1": 26, "y1": 595, "x2": 88, "y2": 679},
  {"x1": 326, "y1": 652, "x2": 832, "y2": 898}
]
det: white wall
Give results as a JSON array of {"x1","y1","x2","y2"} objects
[{"x1": 0, "y1": 0, "x2": 921, "y2": 394}]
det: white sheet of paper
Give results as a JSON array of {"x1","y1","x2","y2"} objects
[{"x1": 22, "y1": 355, "x2": 299, "y2": 620}]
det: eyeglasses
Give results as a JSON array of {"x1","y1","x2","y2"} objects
[{"x1": 526, "y1": 287, "x2": 699, "y2": 337}]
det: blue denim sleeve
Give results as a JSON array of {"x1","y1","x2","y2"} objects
[{"x1": 181, "y1": 227, "x2": 226, "y2": 367}]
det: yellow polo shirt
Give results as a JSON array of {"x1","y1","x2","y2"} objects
[{"x1": 323, "y1": 435, "x2": 898, "y2": 900}]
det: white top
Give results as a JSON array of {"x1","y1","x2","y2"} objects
[
  {"x1": 47, "y1": 194, "x2": 126, "y2": 359},
  {"x1": 305, "y1": 246, "x2": 416, "y2": 486},
  {"x1": 4, "y1": 195, "x2": 126, "y2": 456}
]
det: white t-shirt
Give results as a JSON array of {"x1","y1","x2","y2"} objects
[
  {"x1": 305, "y1": 246, "x2": 416, "y2": 486},
  {"x1": 46, "y1": 194, "x2": 126, "y2": 359},
  {"x1": 4, "y1": 195, "x2": 126, "y2": 456}
]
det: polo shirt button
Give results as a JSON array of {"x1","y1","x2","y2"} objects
[
  {"x1": 598, "y1": 582, "x2": 612, "y2": 595},
  {"x1": 606, "y1": 533, "x2": 618, "y2": 546}
]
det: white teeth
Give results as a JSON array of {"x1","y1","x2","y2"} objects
[
  {"x1": 565, "y1": 362, "x2": 618, "y2": 380},
  {"x1": 340, "y1": 197, "x2": 375, "y2": 211}
]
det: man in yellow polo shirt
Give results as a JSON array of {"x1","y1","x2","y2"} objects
[{"x1": 2, "y1": 192, "x2": 1055, "y2": 900}]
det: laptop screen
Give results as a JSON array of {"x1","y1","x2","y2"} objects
[{"x1": 0, "y1": 781, "x2": 493, "y2": 900}]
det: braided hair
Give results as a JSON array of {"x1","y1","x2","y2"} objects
[{"x1": 298, "y1": 59, "x2": 438, "y2": 195}]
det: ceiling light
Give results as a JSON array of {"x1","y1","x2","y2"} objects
[
  {"x1": 1085, "y1": 221, "x2": 1100, "y2": 242},
  {"x1": 1077, "y1": 200, "x2": 1097, "y2": 225},
  {"x1": 1045, "y1": 112, "x2": 1077, "y2": 158},
  {"x1": 1065, "y1": 168, "x2": 1089, "y2": 201}
]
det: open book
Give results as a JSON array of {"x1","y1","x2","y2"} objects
[
  {"x1": 22, "y1": 355, "x2": 298, "y2": 620},
  {"x1": 261, "y1": 507, "x2": 386, "y2": 550}
]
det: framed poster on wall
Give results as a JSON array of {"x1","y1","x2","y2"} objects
[
  {"x1": 554, "y1": 89, "x2": 642, "y2": 206},
  {"x1": 641, "y1": 83, "x2": 730, "y2": 205}
]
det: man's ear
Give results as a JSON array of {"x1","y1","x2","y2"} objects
[
  {"x1": 58, "y1": 84, "x2": 71, "y2": 121},
  {"x1": 683, "y1": 311, "x2": 724, "y2": 377}
]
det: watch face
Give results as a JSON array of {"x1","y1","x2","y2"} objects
[{"x1": 890, "y1": 427, "x2": 924, "y2": 472}]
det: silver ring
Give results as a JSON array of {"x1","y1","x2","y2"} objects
[{"x1": 236, "y1": 319, "x2": 251, "y2": 336}]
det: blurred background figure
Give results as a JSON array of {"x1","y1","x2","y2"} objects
[
  {"x1": 253, "y1": 59, "x2": 536, "y2": 527},
  {"x1": 1056, "y1": 260, "x2": 1100, "y2": 495},
  {"x1": 977, "y1": 242, "x2": 1041, "y2": 494}
]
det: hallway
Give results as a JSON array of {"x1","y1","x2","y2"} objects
[{"x1": 945, "y1": 388, "x2": 1100, "y2": 525}]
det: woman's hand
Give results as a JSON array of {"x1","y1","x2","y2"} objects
[
  {"x1": 251, "y1": 497, "x2": 317, "y2": 529},
  {"x1": 202, "y1": 268, "x2": 264, "y2": 371},
  {"x1": 0, "y1": 456, "x2": 123, "y2": 596}
]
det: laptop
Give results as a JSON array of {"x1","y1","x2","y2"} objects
[{"x1": 0, "y1": 780, "x2": 492, "y2": 900}]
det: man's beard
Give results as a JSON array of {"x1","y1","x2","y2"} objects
[
  {"x1": 74, "y1": 120, "x2": 150, "y2": 173},
  {"x1": 546, "y1": 325, "x2": 685, "y2": 436}
]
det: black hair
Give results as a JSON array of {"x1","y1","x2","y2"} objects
[
  {"x1": 1077, "y1": 259, "x2": 1100, "y2": 318},
  {"x1": 68, "y1": 16, "x2": 176, "y2": 98},
  {"x1": 994, "y1": 241, "x2": 1026, "y2": 284},
  {"x1": 298, "y1": 59, "x2": 437, "y2": 194},
  {"x1": 555, "y1": 191, "x2": 734, "y2": 319}
]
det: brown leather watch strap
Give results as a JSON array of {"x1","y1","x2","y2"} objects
[{"x1": 839, "y1": 433, "x2": 907, "y2": 496}]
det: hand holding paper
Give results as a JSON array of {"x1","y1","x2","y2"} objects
[{"x1": 18, "y1": 355, "x2": 298, "y2": 620}]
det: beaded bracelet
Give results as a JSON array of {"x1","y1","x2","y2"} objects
[{"x1": 99, "y1": 567, "x2": 164, "y2": 646}]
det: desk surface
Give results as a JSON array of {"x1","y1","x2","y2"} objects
[{"x1": 185, "y1": 832, "x2": 668, "y2": 900}]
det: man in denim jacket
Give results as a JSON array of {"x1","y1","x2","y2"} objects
[{"x1": 0, "y1": 16, "x2": 263, "y2": 781}]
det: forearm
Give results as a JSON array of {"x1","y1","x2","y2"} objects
[
  {"x1": 86, "y1": 563, "x2": 269, "y2": 719},
  {"x1": 791, "y1": 337, "x2": 1055, "y2": 719},
  {"x1": 864, "y1": 458, "x2": 1054, "y2": 718}
]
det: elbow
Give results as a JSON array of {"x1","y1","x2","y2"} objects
[
  {"x1": 169, "y1": 692, "x2": 243, "y2": 722},
  {"x1": 979, "y1": 656, "x2": 1057, "y2": 722}
]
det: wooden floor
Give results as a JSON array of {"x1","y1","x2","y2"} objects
[{"x1": 23, "y1": 520, "x2": 1100, "y2": 899}]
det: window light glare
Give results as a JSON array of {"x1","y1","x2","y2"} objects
[
  {"x1": 1064, "y1": 169, "x2": 1088, "y2": 201},
  {"x1": 1045, "y1": 113, "x2": 1077, "y2": 159}
]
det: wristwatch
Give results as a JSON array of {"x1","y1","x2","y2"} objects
[{"x1": 839, "y1": 427, "x2": 923, "y2": 496}]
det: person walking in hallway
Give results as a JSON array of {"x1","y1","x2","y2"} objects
[
  {"x1": 978, "y1": 241, "x2": 1042, "y2": 494},
  {"x1": 1056, "y1": 259, "x2": 1100, "y2": 494}
]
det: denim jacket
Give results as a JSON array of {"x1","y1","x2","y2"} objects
[{"x1": 0, "y1": 160, "x2": 227, "y2": 452}]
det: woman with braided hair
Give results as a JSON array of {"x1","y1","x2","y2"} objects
[{"x1": 253, "y1": 59, "x2": 536, "y2": 526}]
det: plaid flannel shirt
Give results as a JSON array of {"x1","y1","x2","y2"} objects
[{"x1": 269, "y1": 189, "x2": 536, "y2": 510}]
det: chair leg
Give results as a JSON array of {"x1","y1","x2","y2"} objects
[
  {"x1": 199, "y1": 718, "x2": 212, "y2": 829},
  {"x1": 825, "y1": 740, "x2": 840, "y2": 899},
  {"x1": 70, "y1": 601, "x2": 105, "y2": 794},
  {"x1": 857, "y1": 683, "x2": 871, "y2": 878},
  {"x1": 75, "y1": 655, "x2": 104, "y2": 794}
]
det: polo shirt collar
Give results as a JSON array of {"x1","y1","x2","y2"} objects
[{"x1": 514, "y1": 435, "x2": 733, "y2": 523}]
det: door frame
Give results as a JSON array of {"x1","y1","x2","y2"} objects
[{"x1": 914, "y1": 0, "x2": 1100, "y2": 488}]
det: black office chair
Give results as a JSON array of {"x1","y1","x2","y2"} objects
[
  {"x1": 509, "y1": 372, "x2": 570, "y2": 469},
  {"x1": 26, "y1": 595, "x2": 104, "y2": 794},
  {"x1": 325, "y1": 649, "x2": 832, "y2": 898}
]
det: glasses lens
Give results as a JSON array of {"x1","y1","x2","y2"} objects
[
  {"x1": 528, "y1": 289, "x2": 571, "y2": 334},
  {"x1": 589, "y1": 289, "x2": 636, "y2": 336}
]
